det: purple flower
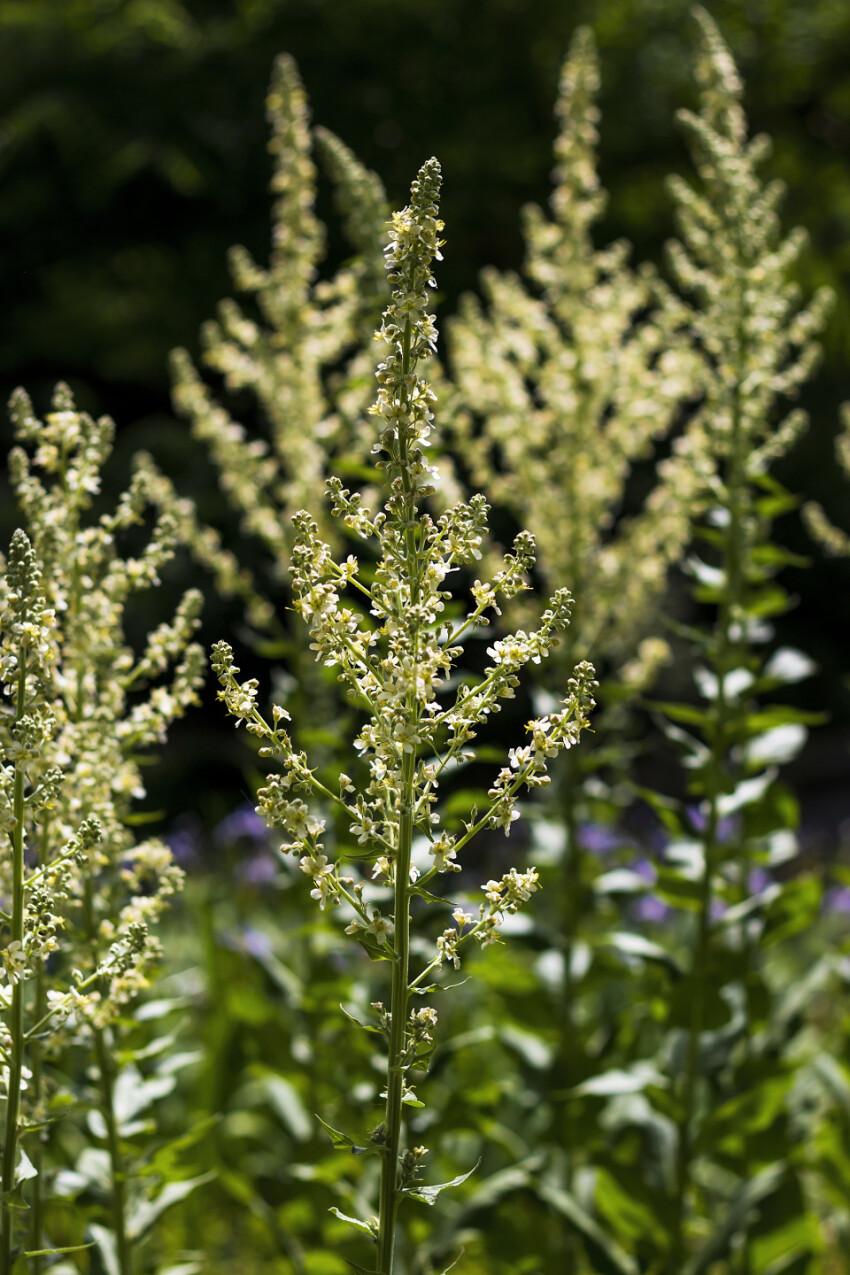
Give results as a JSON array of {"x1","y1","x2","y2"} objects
[
  {"x1": 687, "y1": 806, "x2": 739, "y2": 844},
  {"x1": 630, "y1": 857, "x2": 671, "y2": 924},
  {"x1": 214, "y1": 804, "x2": 269, "y2": 848},
  {"x1": 824, "y1": 886, "x2": 850, "y2": 916},
  {"x1": 219, "y1": 927, "x2": 275, "y2": 960},
  {"x1": 633, "y1": 857, "x2": 657, "y2": 885},
  {"x1": 237, "y1": 851, "x2": 279, "y2": 885},
  {"x1": 165, "y1": 818, "x2": 202, "y2": 866},
  {"x1": 634, "y1": 895, "x2": 670, "y2": 924},
  {"x1": 578, "y1": 823, "x2": 622, "y2": 856},
  {"x1": 749, "y1": 867, "x2": 771, "y2": 896}
]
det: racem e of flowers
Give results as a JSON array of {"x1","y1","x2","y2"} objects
[{"x1": 213, "y1": 156, "x2": 596, "y2": 1273}]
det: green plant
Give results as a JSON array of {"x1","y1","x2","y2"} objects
[
  {"x1": 0, "y1": 385, "x2": 226, "y2": 1273},
  {"x1": 212, "y1": 157, "x2": 596, "y2": 1274},
  {"x1": 580, "y1": 10, "x2": 832, "y2": 1272}
]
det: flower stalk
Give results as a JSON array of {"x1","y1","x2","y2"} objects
[{"x1": 213, "y1": 157, "x2": 596, "y2": 1274}]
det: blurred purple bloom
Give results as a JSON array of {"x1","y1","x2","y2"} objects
[
  {"x1": 578, "y1": 823, "x2": 622, "y2": 856},
  {"x1": 687, "y1": 806, "x2": 739, "y2": 844},
  {"x1": 165, "y1": 817, "x2": 202, "y2": 866},
  {"x1": 631, "y1": 857, "x2": 670, "y2": 923},
  {"x1": 633, "y1": 857, "x2": 657, "y2": 885},
  {"x1": 237, "y1": 851, "x2": 279, "y2": 885},
  {"x1": 710, "y1": 898, "x2": 727, "y2": 921},
  {"x1": 824, "y1": 886, "x2": 850, "y2": 915},
  {"x1": 219, "y1": 927, "x2": 275, "y2": 960},
  {"x1": 749, "y1": 867, "x2": 771, "y2": 895},
  {"x1": 634, "y1": 895, "x2": 670, "y2": 924},
  {"x1": 214, "y1": 804, "x2": 269, "y2": 848}
]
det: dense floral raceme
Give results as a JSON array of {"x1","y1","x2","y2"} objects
[
  {"x1": 171, "y1": 51, "x2": 391, "y2": 571},
  {"x1": 448, "y1": 25, "x2": 705, "y2": 684},
  {"x1": 0, "y1": 385, "x2": 223, "y2": 1265},
  {"x1": 213, "y1": 155, "x2": 596, "y2": 1269}
]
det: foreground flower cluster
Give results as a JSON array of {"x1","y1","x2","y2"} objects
[{"x1": 213, "y1": 157, "x2": 596, "y2": 1271}]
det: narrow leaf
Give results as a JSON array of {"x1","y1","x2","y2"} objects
[
  {"x1": 537, "y1": 1182, "x2": 639, "y2": 1275},
  {"x1": 404, "y1": 1161, "x2": 479, "y2": 1205},
  {"x1": 329, "y1": 1207, "x2": 375, "y2": 1239}
]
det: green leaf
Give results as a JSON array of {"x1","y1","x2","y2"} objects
[
  {"x1": 315, "y1": 1115, "x2": 383, "y2": 1157},
  {"x1": 404, "y1": 1161, "x2": 479, "y2": 1205},
  {"x1": 259, "y1": 1073, "x2": 312, "y2": 1141},
  {"x1": 594, "y1": 869, "x2": 649, "y2": 895},
  {"x1": 655, "y1": 867, "x2": 704, "y2": 912},
  {"x1": 630, "y1": 786, "x2": 685, "y2": 838},
  {"x1": 537, "y1": 1181, "x2": 639, "y2": 1275},
  {"x1": 127, "y1": 1173, "x2": 215, "y2": 1240},
  {"x1": 761, "y1": 647, "x2": 817, "y2": 685},
  {"x1": 569, "y1": 1065, "x2": 668, "y2": 1099},
  {"x1": 328, "y1": 1207, "x2": 376, "y2": 1239},
  {"x1": 683, "y1": 1165, "x2": 785, "y2": 1275},
  {"x1": 716, "y1": 769, "x2": 778, "y2": 816},
  {"x1": 761, "y1": 877, "x2": 821, "y2": 947},
  {"x1": 811, "y1": 1053, "x2": 850, "y2": 1126},
  {"x1": 599, "y1": 932, "x2": 681, "y2": 975},
  {"x1": 647, "y1": 701, "x2": 711, "y2": 729},
  {"x1": 89, "y1": 1225, "x2": 120, "y2": 1275},
  {"x1": 15, "y1": 1148, "x2": 37, "y2": 1186},
  {"x1": 340, "y1": 1004, "x2": 384, "y2": 1034},
  {"x1": 135, "y1": 998, "x2": 190, "y2": 1022},
  {"x1": 112, "y1": 1066, "x2": 175, "y2": 1131},
  {"x1": 22, "y1": 1243, "x2": 95, "y2": 1258}
]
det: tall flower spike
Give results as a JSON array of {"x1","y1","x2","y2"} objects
[
  {"x1": 1, "y1": 385, "x2": 211, "y2": 1271},
  {"x1": 600, "y1": 12, "x2": 833, "y2": 1274},
  {"x1": 214, "y1": 157, "x2": 595, "y2": 1275},
  {"x1": 171, "y1": 52, "x2": 390, "y2": 566},
  {"x1": 449, "y1": 25, "x2": 700, "y2": 675}
]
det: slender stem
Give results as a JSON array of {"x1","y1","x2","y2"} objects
[
  {"x1": 94, "y1": 1028, "x2": 132, "y2": 1275},
  {"x1": 1, "y1": 654, "x2": 28, "y2": 1274},
  {"x1": 376, "y1": 755, "x2": 414, "y2": 1275},
  {"x1": 30, "y1": 815, "x2": 51, "y2": 1275},
  {"x1": 376, "y1": 312, "x2": 419, "y2": 1275},
  {"x1": 670, "y1": 258, "x2": 748, "y2": 1273},
  {"x1": 83, "y1": 879, "x2": 131, "y2": 1275}
]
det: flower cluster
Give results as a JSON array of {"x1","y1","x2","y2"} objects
[
  {"x1": 804, "y1": 403, "x2": 850, "y2": 558},
  {"x1": 213, "y1": 158, "x2": 595, "y2": 1257},
  {"x1": 171, "y1": 51, "x2": 390, "y2": 569},
  {"x1": 448, "y1": 25, "x2": 700, "y2": 679}
]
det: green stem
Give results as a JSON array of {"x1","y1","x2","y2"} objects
[
  {"x1": 376, "y1": 310, "x2": 419, "y2": 1275},
  {"x1": 1, "y1": 655, "x2": 29, "y2": 1275},
  {"x1": 83, "y1": 880, "x2": 131, "y2": 1275},
  {"x1": 29, "y1": 815, "x2": 51, "y2": 1275},
  {"x1": 94, "y1": 1028, "x2": 132, "y2": 1275},
  {"x1": 376, "y1": 755, "x2": 414, "y2": 1275},
  {"x1": 670, "y1": 262, "x2": 748, "y2": 1273}
]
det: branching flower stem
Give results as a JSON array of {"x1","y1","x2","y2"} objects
[
  {"x1": 377, "y1": 305, "x2": 422, "y2": 1275},
  {"x1": 212, "y1": 158, "x2": 596, "y2": 1275},
  {"x1": 0, "y1": 654, "x2": 28, "y2": 1273},
  {"x1": 29, "y1": 814, "x2": 51, "y2": 1275}
]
